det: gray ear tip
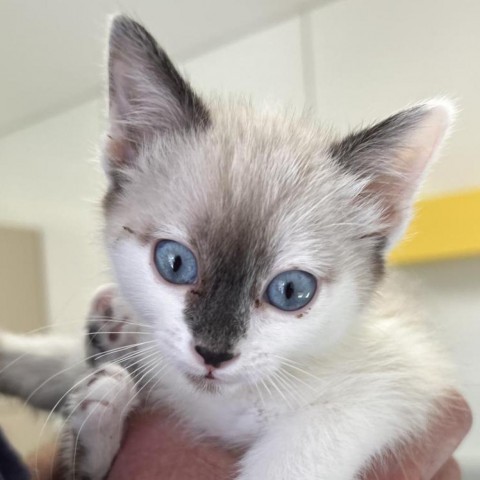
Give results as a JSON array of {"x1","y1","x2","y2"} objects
[
  {"x1": 109, "y1": 14, "x2": 137, "y2": 33},
  {"x1": 108, "y1": 14, "x2": 149, "y2": 46}
]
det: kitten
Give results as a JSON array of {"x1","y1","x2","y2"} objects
[{"x1": 0, "y1": 15, "x2": 456, "y2": 480}]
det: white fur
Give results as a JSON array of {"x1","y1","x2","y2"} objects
[
  {"x1": 99, "y1": 97, "x2": 455, "y2": 479},
  {"x1": 112, "y1": 279, "x2": 452, "y2": 479},
  {"x1": 60, "y1": 363, "x2": 138, "y2": 479}
]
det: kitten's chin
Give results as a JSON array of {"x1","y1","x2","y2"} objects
[
  {"x1": 183, "y1": 369, "x2": 247, "y2": 394},
  {"x1": 185, "y1": 373, "x2": 225, "y2": 394}
]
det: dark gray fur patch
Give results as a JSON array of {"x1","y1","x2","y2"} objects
[
  {"x1": 102, "y1": 170, "x2": 128, "y2": 212},
  {"x1": 104, "y1": 16, "x2": 212, "y2": 212},
  {"x1": 371, "y1": 235, "x2": 387, "y2": 279},
  {"x1": 109, "y1": 15, "x2": 210, "y2": 135},
  {"x1": 184, "y1": 212, "x2": 274, "y2": 353},
  {"x1": 330, "y1": 105, "x2": 429, "y2": 264},
  {"x1": 329, "y1": 105, "x2": 427, "y2": 177}
]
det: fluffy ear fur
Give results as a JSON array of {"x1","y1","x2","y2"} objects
[
  {"x1": 105, "y1": 15, "x2": 210, "y2": 171},
  {"x1": 330, "y1": 100, "x2": 454, "y2": 249}
]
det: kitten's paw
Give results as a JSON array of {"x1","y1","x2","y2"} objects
[
  {"x1": 86, "y1": 284, "x2": 139, "y2": 366},
  {"x1": 67, "y1": 363, "x2": 137, "y2": 432},
  {"x1": 62, "y1": 363, "x2": 138, "y2": 479}
]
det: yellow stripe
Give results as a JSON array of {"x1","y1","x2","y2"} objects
[{"x1": 389, "y1": 189, "x2": 480, "y2": 265}]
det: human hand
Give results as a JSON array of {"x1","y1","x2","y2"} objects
[{"x1": 108, "y1": 392, "x2": 471, "y2": 480}]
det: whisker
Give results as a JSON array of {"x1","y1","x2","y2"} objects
[
  {"x1": 70, "y1": 374, "x2": 124, "y2": 479},
  {"x1": 22, "y1": 341, "x2": 157, "y2": 408},
  {"x1": 259, "y1": 377, "x2": 273, "y2": 400},
  {"x1": 248, "y1": 375, "x2": 266, "y2": 408},
  {"x1": 57, "y1": 349, "x2": 161, "y2": 478},
  {"x1": 127, "y1": 351, "x2": 164, "y2": 383},
  {"x1": 144, "y1": 367, "x2": 169, "y2": 405},
  {"x1": 121, "y1": 360, "x2": 166, "y2": 418},
  {"x1": 92, "y1": 339, "x2": 156, "y2": 361},
  {"x1": 279, "y1": 366, "x2": 320, "y2": 393},
  {"x1": 271, "y1": 354, "x2": 307, "y2": 367},
  {"x1": 91, "y1": 346, "x2": 159, "y2": 375},
  {"x1": 277, "y1": 370, "x2": 318, "y2": 407},
  {"x1": 59, "y1": 351, "x2": 157, "y2": 434},
  {"x1": 35, "y1": 367, "x2": 105, "y2": 476},
  {"x1": 268, "y1": 372, "x2": 293, "y2": 410},
  {"x1": 35, "y1": 343, "x2": 158, "y2": 453},
  {"x1": 0, "y1": 332, "x2": 152, "y2": 377},
  {"x1": 273, "y1": 370, "x2": 302, "y2": 408},
  {"x1": 3, "y1": 316, "x2": 154, "y2": 337},
  {"x1": 272, "y1": 355, "x2": 323, "y2": 382}
]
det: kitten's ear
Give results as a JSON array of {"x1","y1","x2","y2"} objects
[
  {"x1": 105, "y1": 15, "x2": 210, "y2": 170},
  {"x1": 330, "y1": 100, "x2": 454, "y2": 249}
]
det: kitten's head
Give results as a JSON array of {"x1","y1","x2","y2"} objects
[{"x1": 101, "y1": 16, "x2": 453, "y2": 390}]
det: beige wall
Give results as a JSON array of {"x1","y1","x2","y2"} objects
[
  {"x1": 0, "y1": 99, "x2": 107, "y2": 330},
  {"x1": 0, "y1": 227, "x2": 57, "y2": 455},
  {"x1": 0, "y1": 227, "x2": 47, "y2": 331}
]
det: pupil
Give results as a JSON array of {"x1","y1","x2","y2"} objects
[
  {"x1": 285, "y1": 282, "x2": 295, "y2": 300},
  {"x1": 172, "y1": 255, "x2": 182, "y2": 272}
]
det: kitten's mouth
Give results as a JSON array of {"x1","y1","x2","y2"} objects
[{"x1": 186, "y1": 372, "x2": 220, "y2": 392}]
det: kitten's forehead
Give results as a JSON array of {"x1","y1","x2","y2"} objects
[
  {"x1": 172, "y1": 106, "x2": 337, "y2": 224},
  {"x1": 106, "y1": 102, "x2": 355, "y2": 273}
]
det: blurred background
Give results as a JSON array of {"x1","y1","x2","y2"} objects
[{"x1": 0, "y1": 0, "x2": 478, "y2": 476}]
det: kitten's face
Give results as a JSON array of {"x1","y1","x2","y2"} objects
[
  {"x1": 101, "y1": 17, "x2": 452, "y2": 391},
  {"x1": 104, "y1": 108, "x2": 375, "y2": 389}
]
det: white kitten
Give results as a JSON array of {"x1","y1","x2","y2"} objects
[{"x1": 0, "y1": 15, "x2": 456, "y2": 480}]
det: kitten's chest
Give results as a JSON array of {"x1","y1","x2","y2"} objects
[{"x1": 172, "y1": 388, "x2": 267, "y2": 445}]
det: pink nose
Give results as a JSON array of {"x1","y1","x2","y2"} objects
[{"x1": 194, "y1": 345, "x2": 237, "y2": 368}]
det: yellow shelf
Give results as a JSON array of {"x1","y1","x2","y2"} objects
[{"x1": 389, "y1": 189, "x2": 480, "y2": 265}]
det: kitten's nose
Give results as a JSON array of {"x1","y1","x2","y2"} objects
[{"x1": 194, "y1": 345, "x2": 236, "y2": 368}]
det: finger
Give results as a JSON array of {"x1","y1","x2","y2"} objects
[
  {"x1": 362, "y1": 391, "x2": 472, "y2": 480},
  {"x1": 431, "y1": 458, "x2": 461, "y2": 480},
  {"x1": 107, "y1": 409, "x2": 237, "y2": 480},
  {"x1": 420, "y1": 392, "x2": 472, "y2": 479}
]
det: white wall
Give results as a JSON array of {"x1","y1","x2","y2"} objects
[
  {"x1": 0, "y1": 99, "x2": 107, "y2": 329},
  {"x1": 183, "y1": 17, "x2": 306, "y2": 109},
  {"x1": 310, "y1": 0, "x2": 480, "y2": 196}
]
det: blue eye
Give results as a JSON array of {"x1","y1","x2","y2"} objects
[
  {"x1": 154, "y1": 240, "x2": 198, "y2": 285},
  {"x1": 266, "y1": 270, "x2": 317, "y2": 312}
]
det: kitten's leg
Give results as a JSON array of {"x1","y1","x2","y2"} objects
[
  {"x1": 0, "y1": 332, "x2": 86, "y2": 411},
  {"x1": 0, "y1": 284, "x2": 138, "y2": 411},
  {"x1": 237, "y1": 400, "x2": 437, "y2": 480},
  {"x1": 59, "y1": 363, "x2": 138, "y2": 480}
]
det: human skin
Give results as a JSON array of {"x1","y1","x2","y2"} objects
[{"x1": 106, "y1": 392, "x2": 472, "y2": 480}]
